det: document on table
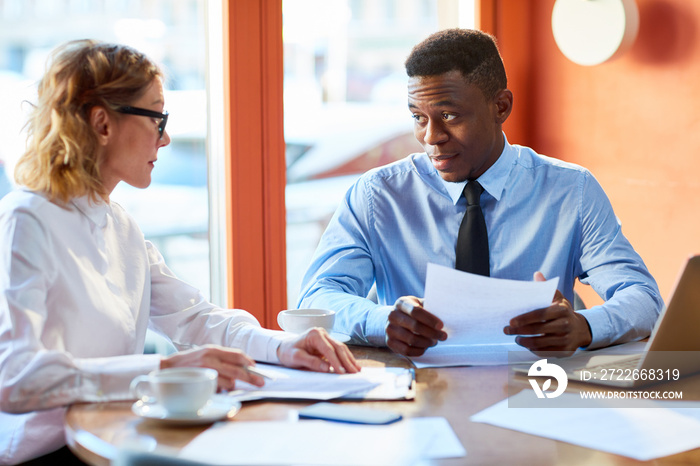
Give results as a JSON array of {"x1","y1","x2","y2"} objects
[
  {"x1": 227, "y1": 364, "x2": 413, "y2": 402},
  {"x1": 179, "y1": 417, "x2": 465, "y2": 465},
  {"x1": 341, "y1": 367, "x2": 416, "y2": 401},
  {"x1": 411, "y1": 263, "x2": 559, "y2": 368},
  {"x1": 471, "y1": 390, "x2": 700, "y2": 461}
]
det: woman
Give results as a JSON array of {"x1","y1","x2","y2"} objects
[{"x1": 0, "y1": 40, "x2": 359, "y2": 465}]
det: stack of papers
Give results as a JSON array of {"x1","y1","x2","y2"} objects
[
  {"x1": 472, "y1": 391, "x2": 700, "y2": 461},
  {"x1": 228, "y1": 364, "x2": 414, "y2": 402},
  {"x1": 412, "y1": 263, "x2": 558, "y2": 368},
  {"x1": 179, "y1": 417, "x2": 465, "y2": 465}
]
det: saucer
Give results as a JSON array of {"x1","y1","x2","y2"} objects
[{"x1": 132, "y1": 394, "x2": 241, "y2": 426}]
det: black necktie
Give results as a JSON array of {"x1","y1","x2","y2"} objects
[{"x1": 455, "y1": 181, "x2": 489, "y2": 275}]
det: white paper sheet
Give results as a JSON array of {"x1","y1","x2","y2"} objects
[
  {"x1": 411, "y1": 263, "x2": 559, "y2": 367},
  {"x1": 471, "y1": 391, "x2": 700, "y2": 461},
  {"x1": 411, "y1": 342, "x2": 540, "y2": 368},
  {"x1": 227, "y1": 364, "x2": 406, "y2": 402},
  {"x1": 179, "y1": 417, "x2": 465, "y2": 465}
]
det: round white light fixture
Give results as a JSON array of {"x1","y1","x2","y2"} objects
[{"x1": 552, "y1": 0, "x2": 639, "y2": 66}]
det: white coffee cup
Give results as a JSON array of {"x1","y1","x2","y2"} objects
[
  {"x1": 277, "y1": 308, "x2": 335, "y2": 334},
  {"x1": 130, "y1": 367, "x2": 217, "y2": 416}
]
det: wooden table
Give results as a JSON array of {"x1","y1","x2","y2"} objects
[{"x1": 65, "y1": 346, "x2": 700, "y2": 465}]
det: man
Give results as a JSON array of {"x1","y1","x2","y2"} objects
[{"x1": 297, "y1": 28, "x2": 663, "y2": 357}]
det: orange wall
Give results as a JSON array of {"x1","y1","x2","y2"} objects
[{"x1": 488, "y1": 0, "x2": 700, "y2": 307}]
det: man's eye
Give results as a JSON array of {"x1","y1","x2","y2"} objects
[
  {"x1": 412, "y1": 114, "x2": 425, "y2": 123},
  {"x1": 442, "y1": 113, "x2": 456, "y2": 121}
]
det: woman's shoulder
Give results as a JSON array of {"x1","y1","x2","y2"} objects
[
  {"x1": 0, "y1": 190, "x2": 92, "y2": 230},
  {"x1": 0, "y1": 189, "x2": 53, "y2": 216},
  {"x1": 0, "y1": 190, "x2": 58, "y2": 247}
]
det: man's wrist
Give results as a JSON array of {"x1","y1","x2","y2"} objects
[
  {"x1": 366, "y1": 305, "x2": 394, "y2": 347},
  {"x1": 576, "y1": 311, "x2": 594, "y2": 349}
]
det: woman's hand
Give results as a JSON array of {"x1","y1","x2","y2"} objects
[
  {"x1": 160, "y1": 345, "x2": 265, "y2": 390},
  {"x1": 277, "y1": 328, "x2": 361, "y2": 374}
]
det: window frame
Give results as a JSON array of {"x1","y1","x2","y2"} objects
[{"x1": 216, "y1": 0, "x2": 287, "y2": 328}]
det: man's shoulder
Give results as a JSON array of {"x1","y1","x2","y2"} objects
[
  {"x1": 506, "y1": 144, "x2": 610, "y2": 202},
  {"x1": 359, "y1": 153, "x2": 431, "y2": 184},
  {"x1": 511, "y1": 144, "x2": 591, "y2": 177}
]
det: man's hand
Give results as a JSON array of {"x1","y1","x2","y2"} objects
[
  {"x1": 503, "y1": 272, "x2": 592, "y2": 356},
  {"x1": 385, "y1": 296, "x2": 447, "y2": 357},
  {"x1": 277, "y1": 328, "x2": 361, "y2": 374}
]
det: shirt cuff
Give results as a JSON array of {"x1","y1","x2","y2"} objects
[
  {"x1": 364, "y1": 305, "x2": 393, "y2": 347},
  {"x1": 75, "y1": 354, "x2": 162, "y2": 401},
  {"x1": 578, "y1": 307, "x2": 612, "y2": 350},
  {"x1": 240, "y1": 327, "x2": 291, "y2": 364}
]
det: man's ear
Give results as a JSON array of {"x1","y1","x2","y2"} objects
[
  {"x1": 494, "y1": 89, "x2": 513, "y2": 125},
  {"x1": 90, "y1": 106, "x2": 112, "y2": 145}
]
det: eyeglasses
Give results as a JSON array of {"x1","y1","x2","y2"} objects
[{"x1": 116, "y1": 106, "x2": 169, "y2": 139}]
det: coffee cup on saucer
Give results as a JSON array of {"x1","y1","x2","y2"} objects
[
  {"x1": 130, "y1": 367, "x2": 217, "y2": 416},
  {"x1": 277, "y1": 308, "x2": 335, "y2": 334}
]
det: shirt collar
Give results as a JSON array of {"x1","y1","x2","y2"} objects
[
  {"x1": 439, "y1": 133, "x2": 516, "y2": 205},
  {"x1": 71, "y1": 195, "x2": 110, "y2": 229}
]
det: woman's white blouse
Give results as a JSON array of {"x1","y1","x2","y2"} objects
[{"x1": 0, "y1": 190, "x2": 286, "y2": 463}]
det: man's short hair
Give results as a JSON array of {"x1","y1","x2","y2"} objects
[{"x1": 405, "y1": 28, "x2": 507, "y2": 99}]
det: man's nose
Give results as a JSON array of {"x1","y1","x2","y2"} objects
[{"x1": 423, "y1": 119, "x2": 448, "y2": 146}]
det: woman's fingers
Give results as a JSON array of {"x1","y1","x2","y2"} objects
[
  {"x1": 278, "y1": 328, "x2": 360, "y2": 373},
  {"x1": 161, "y1": 345, "x2": 264, "y2": 389}
]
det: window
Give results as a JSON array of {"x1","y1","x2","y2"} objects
[
  {"x1": 0, "y1": 0, "x2": 214, "y2": 299},
  {"x1": 283, "y1": 0, "x2": 475, "y2": 306}
]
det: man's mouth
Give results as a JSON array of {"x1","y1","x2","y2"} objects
[
  {"x1": 430, "y1": 153, "x2": 456, "y2": 161},
  {"x1": 428, "y1": 153, "x2": 459, "y2": 172}
]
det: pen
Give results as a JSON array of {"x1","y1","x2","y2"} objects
[
  {"x1": 187, "y1": 344, "x2": 277, "y2": 381},
  {"x1": 246, "y1": 365, "x2": 276, "y2": 381}
]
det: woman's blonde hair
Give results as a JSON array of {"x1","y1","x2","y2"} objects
[{"x1": 15, "y1": 39, "x2": 162, "y2": 203}]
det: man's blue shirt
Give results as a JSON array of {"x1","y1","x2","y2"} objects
[{"x1": 297, "y1": 136, "x2": 663, "y2": 348}]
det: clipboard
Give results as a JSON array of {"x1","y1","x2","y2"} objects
[
  {"x1": 339, "y1": 367, "x2": 416, "y2": 401},
  {"x1": 226, "y1": 365, "x2": 415, "y2": 402}
]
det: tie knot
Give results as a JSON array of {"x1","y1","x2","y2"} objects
[{"x1": 464, "y1": 181, "x2": 483, "y2": 206}]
